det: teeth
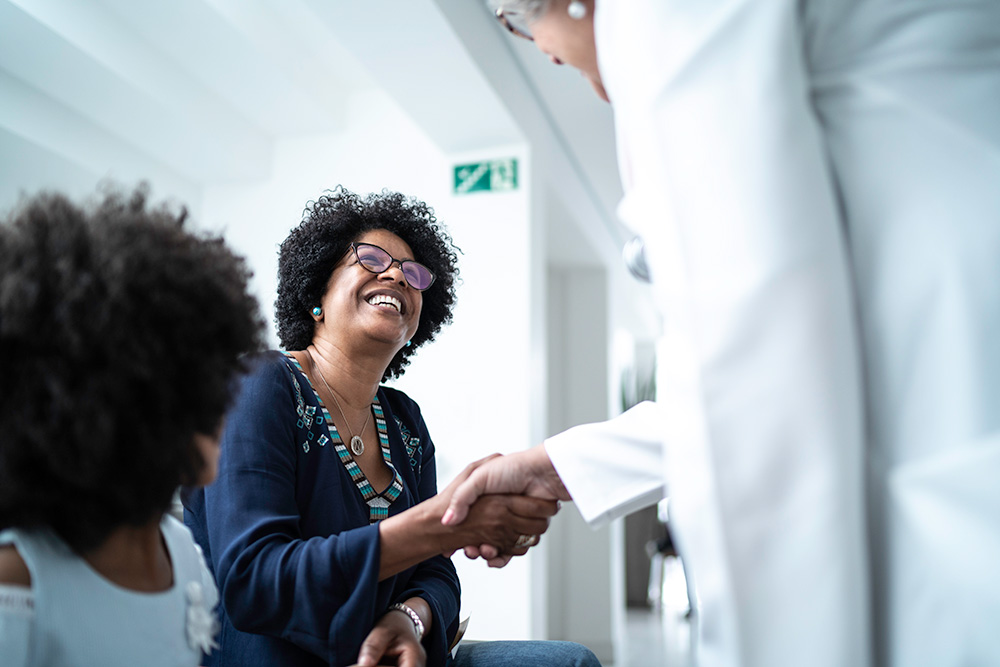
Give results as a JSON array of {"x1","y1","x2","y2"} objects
[{"x1": 367, "y1": 294, "x2": 401, "y2": 312}]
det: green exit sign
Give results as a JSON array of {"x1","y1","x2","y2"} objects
[{"x1": 453, "y1": 158, "x2": 518, "y2": 195}]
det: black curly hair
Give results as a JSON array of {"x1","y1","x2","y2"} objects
[
  {"x1": 275, "y1": 186, "x2": 460, "y2": 381},
  {"x1": 0, "y1": 185, "x2": 266, "y2": 554}
]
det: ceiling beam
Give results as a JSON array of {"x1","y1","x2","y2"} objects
[{"x1": 1, "y1": 0, "x2": 272, "y2": 182}]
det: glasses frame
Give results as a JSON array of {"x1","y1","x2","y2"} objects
[
  {"x1": 495, "y1": 7, "x2": 534, "y2": 41},
  {"x1": 349, "y1": 242, "x2": 436, "y2": 291}
]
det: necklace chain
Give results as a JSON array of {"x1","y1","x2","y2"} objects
[{"x1": 308, "y1": 350, "x2": 372, "y2": 456}]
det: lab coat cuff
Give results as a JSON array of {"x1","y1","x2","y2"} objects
[{"x1": 545, "y1": 402, "x2": 666, "y2": 527}]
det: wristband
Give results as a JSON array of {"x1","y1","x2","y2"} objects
[{"x1": 388, "y1": 602, "x2": 425, "y2": 640}]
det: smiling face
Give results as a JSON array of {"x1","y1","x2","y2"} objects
[
  {"x1": 314, "y1": 229, "x2": 422, "y2": 352},
  {"x1": 529, "y1": 0, "x2": 607, "y2": 101}
]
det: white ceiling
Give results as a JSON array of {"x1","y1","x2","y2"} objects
[{"x1": 0, "y1": 0, "x2": 627, "y2": 266}]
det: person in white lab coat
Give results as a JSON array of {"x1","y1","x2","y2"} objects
[{"x1": 445, "y1": 1, "x2": 1000, "y2": 666}]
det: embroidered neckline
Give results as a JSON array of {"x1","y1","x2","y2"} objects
[{"x1": 284, "y1": 352, "x2": 403, "y2": 523}]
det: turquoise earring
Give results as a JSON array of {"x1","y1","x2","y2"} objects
[
  {"x1": 312, "y1": 307, "x2": 323, "y2": 317},
  {"x1": 405, "y1": 340, "x2": 412, "y2": 348}
]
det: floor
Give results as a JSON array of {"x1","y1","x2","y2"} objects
[
  {"x1": 615, "y1": 555, "x2": 696, "y2": 667},
  {"x1": 617, "y1": 607, "x2": 696, "y2": 667}
]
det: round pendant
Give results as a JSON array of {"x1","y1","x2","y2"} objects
[{"x1": 350, "y1": 435, "x2": 365, "y2": 456}]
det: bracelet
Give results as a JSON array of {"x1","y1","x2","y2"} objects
[{"x1": 388, "y1": 602, "x2": 425, "y2": 640}]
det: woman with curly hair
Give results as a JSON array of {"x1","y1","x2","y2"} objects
[
  {"x1": 183, "y1": 186, "x2": 600, "y2": 667},
  {"x1": 0, "y1": 186, "x2": 265, "y2": 665}
]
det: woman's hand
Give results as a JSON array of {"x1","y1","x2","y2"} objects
[
  {"x1": 439, "y1": 493, "x2": 557, "y2": 556},
  {"x1": 441, "y1": 445, "x2": 570, "y2": 527},
  {"x1": 433, "y1": 454, "x2": 558, "y2": 563},
  {"x1": 356, "y1": 608, "x2": 426, "y2": 667},
  {"x1": 377, "y1": 454, "x2": 559, "y2": 578}
]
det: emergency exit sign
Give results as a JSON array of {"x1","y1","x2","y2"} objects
[{"x1": 453, "y1": 158, "x2": 518, "y2": 194}]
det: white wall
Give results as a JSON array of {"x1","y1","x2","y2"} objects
[
  {"x1": 399, "y1": 144, "x2": 545, "y2": 641},
  {"x1": 546, "y1": 265, "x2": 625, "y2": 663}
]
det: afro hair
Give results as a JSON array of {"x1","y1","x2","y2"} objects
[
  {"x1": 0, "y1": 184, "x2": 266, "y2": 553},
  {"x1": 275, "y1": 186, "x2": 460, "y2": 381}
]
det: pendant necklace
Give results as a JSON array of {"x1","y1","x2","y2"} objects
[{"x1": 309, "y1": 350, "x2": 371, "y2": 456}]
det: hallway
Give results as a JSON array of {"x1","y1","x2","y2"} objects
[{"x1": 617, "y1": 555, "x2": 695, "y2": 667}]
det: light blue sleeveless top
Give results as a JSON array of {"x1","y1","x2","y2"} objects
[{"x1": 0, "y1": 515, "x2": 218, "y2": 666}]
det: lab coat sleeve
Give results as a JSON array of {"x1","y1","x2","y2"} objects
[
  {"x1": 595, "y1": 2, "x2": 870, "y2": 666},
  {"x1": 545, "y1": 401, "x2": 665, "y2": 526}
]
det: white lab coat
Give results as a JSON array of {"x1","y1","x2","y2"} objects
[{"x1": 545, "y1": 1, "x2": 1000, "y2": 666}]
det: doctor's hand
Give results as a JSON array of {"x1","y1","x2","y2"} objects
[
  {"x1": 434, "y1": 454, "x2": 558, "y2": 563},
  {"x1": 441, "y1": 444, "x2": 570, "y2": 528}
]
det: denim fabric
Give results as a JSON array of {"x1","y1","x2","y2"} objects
[{"x1": 452, "y1": 640, "x2": 602, "y2": 667}]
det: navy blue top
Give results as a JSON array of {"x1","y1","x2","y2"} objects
[{"x1": 183, "y1": 352, "x2": 460, "y2": 666}]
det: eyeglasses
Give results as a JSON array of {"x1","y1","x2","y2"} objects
[
  {"x1": 350, "y1": 242, "x2": 436, "y2": 291},
  {"x1": 495, "y1": 7, "x2": 534, "y2": 41}
]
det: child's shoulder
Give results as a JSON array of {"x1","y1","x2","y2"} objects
[
  {"x1": 161, "y1": 515, "x2": 218, "y2": 605},
  {"x1": 0, "y1": 544, "x2": 31, "y2": 587}
]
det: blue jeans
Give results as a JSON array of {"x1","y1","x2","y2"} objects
[{"x1": 450, "y1": 640, "x2": 602, "y2": 667}]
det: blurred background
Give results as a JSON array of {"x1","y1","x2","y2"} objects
[{"x1": 0, "y1": 1, "x2": 687, "y2": 663}]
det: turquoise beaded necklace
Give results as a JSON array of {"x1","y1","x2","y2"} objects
[{"x1": 285, "y1": 352, "x2": 403, "y2": 523}]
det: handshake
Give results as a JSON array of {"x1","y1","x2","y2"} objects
[
  {"x1": 352, "y1": 446, "x2": 575, "y2": 667},
  {"x1": 433, "y1": 446, "x2": 572, "y2": 568}
]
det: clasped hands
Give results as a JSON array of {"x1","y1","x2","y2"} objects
[
  {"x1": 434, "y1": 449, "x2": 570, "y2": 568},
  {"x1": 356, "y1": 448, "x2": 570, "y2": 666}
]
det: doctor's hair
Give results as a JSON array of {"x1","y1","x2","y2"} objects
[
  {"x1": 488, "y1": 0, "x2": 550, "y2": 21},
  {"x1": 275, "y1": 185, "x2": 460, "y2": 381},
  {"x1": 0, "y1": 184, "x2": 266, "y2": 553}
]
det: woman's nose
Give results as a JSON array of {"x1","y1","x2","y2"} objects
[{"x1": 378, "y1": 262, "x2": 407, "y2": 285}]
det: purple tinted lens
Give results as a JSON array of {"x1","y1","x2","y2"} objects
[
  {"x1": 402, "y1": 262, "x2": 435, "y2": 290},
  {"x1": 356, "y1": 244, "x2": 391, "y2": 272},
  {"x1": 355, "y1": 243, "x2": 434, "y2": 290}
]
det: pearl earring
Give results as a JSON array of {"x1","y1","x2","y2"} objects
[
  {"x1": 312, "y1": 306, "x2": 323, "y2": 317},
  {"x1": 567, "y1": 0, "x2": 587, "y2": 19}
]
